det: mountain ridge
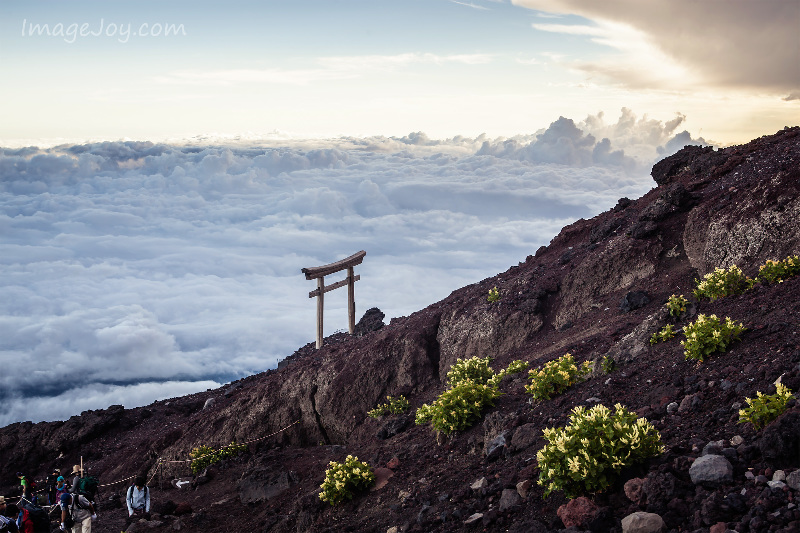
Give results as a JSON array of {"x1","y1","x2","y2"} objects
[{"x1": 2, "y1": 126, "x2": 800, "y2": 533}]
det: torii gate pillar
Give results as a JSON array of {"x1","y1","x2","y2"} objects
[{"x1": 301, "y1": 251, "x2": 366, "y2": 349}]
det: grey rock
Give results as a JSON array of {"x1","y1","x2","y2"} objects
[
  {"x1": 470, "y1": 477, "x2": 488, "y2": 490},
  {"x1": 485, "y1": 432, "x2": 508, "y2": 461},
  {"x1": 620, "y1": 291, "x2": 651, "y2": 313},
  {"x1": 702, "y1": 440, "x2": 725, "y2": 456},
  {"x1": 516, "y1": 479, "x2": 532, "y2": 499},
  {"x1": 678, "y1": 394, "x2": 700, "y2": 413},
  {"x1": 464, "y1": 513, "x2": 483, "y2": 525},
  {"x1": 689, "y1": 455, "x2": 734, "y2": 486},
  {"x1": 621, "y1": 511, "x2": 665, "y2": 533},
  {"x1": 666, "y1": 402, "x2": 679, "y2": 415},
  {"x1": 353, "y1": 307, "x2": 385, "y2": 337},
  {"x1": 509, "y1": 424, "x2": 539, "y2": 453},
  {"x1": 786, "y1": 469, "x2": 800, "y2": 490},
  {"x1": 498, "y1": 488, "x2": 521, "y2": 512},
  {"x1": 760, "y1": 411, "x2": 800, "y2": 465}
]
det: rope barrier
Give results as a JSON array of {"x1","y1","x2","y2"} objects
[{"x1": 1, "y1": 418, "x2": 301, "y2": 503}]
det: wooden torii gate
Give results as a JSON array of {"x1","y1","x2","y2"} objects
[{"x1": 301, "y1": 250, "x2": 366, "y2": 349}]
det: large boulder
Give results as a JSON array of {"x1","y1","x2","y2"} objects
[
  {"x1": 689, "y1": 455, "x2": 733, "y2": 486},
  {"x1": 621, "y1": 511, "x2": 666, "y2": 533},
  {"x1": 557, "y1": 496, "x2": 599, "y2": 528},
  {"x1": 760, "y1": 410, "x2": 800, "y2": 466}
]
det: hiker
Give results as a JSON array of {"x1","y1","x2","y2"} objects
[
  {"x1": 68, "y1": 467, "x2": 98, "y2": 505},
  {"x1": 46, "y1": 468, "x2": 61, "y2": 505},
  {"x1": 14, "y1": 506, "x2": 32, "y2": 533},
  {"x1": 15, "y1": 473, "x2": 33, "y2": 503},
  {"x1": 59, "y1": 493, "x2": 95, "y2": 533},
  {"x1": 125, "y1": 476, "x2": 150, "y2": 525},
  {"x1": 0, "y1": 497, "x2": 19, "y2": 533},
  {"x1": 67, "y1": 465, "x2": 81, "y2": 494},
  {"x1": 55, "y1": 477, "x2": 69, "y2": 503}
]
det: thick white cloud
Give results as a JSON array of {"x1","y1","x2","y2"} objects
[
  {"x1": 0, "y1": 381, "x2": 222, "y2": 428},
  {"x1": 515, "y1": 0, "x2": 800, "y2": 96},
  {"x1": 0, "y1": 112, "x2": 701, "y2": 426}
]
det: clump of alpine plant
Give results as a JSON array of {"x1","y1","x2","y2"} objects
[
  {"x1": 415, "y1": 356, "x2": 528, "y2": 435},
  {"x1": 536, "y1": 403, "x2": 664, "y2": 498},
  {"x1": 319, "y1": 455, "x2": 375, "y2": 505},
  {"x1": 681, "y1": 313, "x2": 746, "y2": 362},
  {"x1": 693, "y1": 265, "x2": 752, "y2": 300},
  {"x1": 738, "y1": 383, "x2": 794, "y2": 429},
  {"x1": 525, "y1": 353, "x2": 591, "y2": 401}
]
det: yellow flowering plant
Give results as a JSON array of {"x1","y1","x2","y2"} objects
[
  {"x1": 738, "y1": 383, "x2": 794, "y2": 429},
  {"x1": 487, "y1": 286, "x2": 501, "y2": 303},
  {"x1": 415, "y1": 357, "x2": 528, "y2": 435},
  {"x1": 693, "y1": 265, "x2": 752, "y2": 300},
  {"x1": 367, "y1": 395, "x2": 410, "y2": 418},
  {"x1": 536, "y1": 404, "x2": 664, "y2": 498},
  {"x1": 650, "y1": 324, "x2": 676, "y2": 345},
  {"x1": 681, "y1": 314, "x2": 746, "y2": 362},
  {"x1": 755, "y1": 255, "x2": 800, "y2": 285},
  {"x1": 319, "y1": 455, "x2": 375, "y2": 505},
  {"x1": 189, "y1": 441, "x2": 248, "y2": 474},
  {"x1": 525, "y1": 353, "x2": 591, "y2": 401},
  {"x1": 665, "y1": 294, "x2": 689, "y2": 318}
]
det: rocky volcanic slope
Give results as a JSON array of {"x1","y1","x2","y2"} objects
[{"x1": 2, "y1": 127, "x2": 800, "y2": 533}]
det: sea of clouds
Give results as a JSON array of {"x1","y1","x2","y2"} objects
[{"x1": 0, "y1": 109, "x2": 706, "y2": 426}]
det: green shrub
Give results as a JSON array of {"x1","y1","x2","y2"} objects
[
  {"x1": 446, "y1": 356, "x2": 495, "y2": 387},
  {"x1": 525, "y1": 353, "x2": 591, "y2": 401},
  {"x1": 601, "y1": 354, "x2": 616, "y2": 374},
  {"x1": 487, "y1": 286, "x2": 500, "y2": 303},
  {"x1": 319, "y1": 455, "x2": 375, "y2": 505},
  {"x1": 415, "y1": 357, "x2": 528, "y2": 435},
  {"x1": 738, "y1": 383, "x2": 794, "y2": 429},
  {"x1": 414, "y1": 379, "x2": 502, "y2": 434},
  {"x1": 693, "y1": 265, "x2": 752, "y2": 300},
  {"x1": 367, "y1": 395, "x2": 410, "y2": 418},
  {"x1": 189, "y1": 441, "x2": 248, "y2": 474},
  {"x1": 681, "y1": 314, "x2": 746, "y2": 362},
  {"x1": 491, "y1": 359, "x2": 530, "y2": 384},
  {"x1": 650, "y1": 324, "x2": 676, "y2": 345},
  {"x1": 755, "y1": 256, "x2": 800, "y2": 284},
  {"x1": 666, "y1": 294, "x2": 689, "y2": 318},
  {"x1": 536, "y1": 403, "x2": 664, "y2": 498}
]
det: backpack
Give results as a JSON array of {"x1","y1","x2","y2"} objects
[
  {"x1": 17, "y1": 499, "x2": 49, "y2": 533},
  {"x1": 76, "y1": 475, "x2": 99, "y2": 500},
  {"x1": 0, "y1": 515, "x2": 19, "y2": 533}
]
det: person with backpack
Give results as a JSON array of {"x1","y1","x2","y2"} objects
[
  {"x1": 16, "y1": 496, "x2": 48, "y2": 533},
  {"x1": 68, "y1": 466, "x2": 98, "y2": 505},
  {"x1": 15, "y1": 473, "x2": 33, "y2": 504},
  {"x1": 46, "y1": 468, "x2": 61, "y2": 505},
  {"x1": 0, "y1": 498, "x2": 19, "y2": 533},
  {"x1": 59, "y1": 493, "x2": 95, "y2": 533},
  {"x1": 67, "y1": 466, "x2": 81, "y2": 495},
  {"x1": 125, "y1": 476, "x2": 150, "y2": 526},
  {"x1": 14, "y1": 506, "x2": 32, "y2": 533}
]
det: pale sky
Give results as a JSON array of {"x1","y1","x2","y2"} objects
[{"x1": 1, "y1": 0, "x2": 798, "y2": 146}]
